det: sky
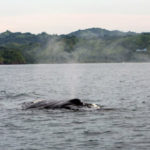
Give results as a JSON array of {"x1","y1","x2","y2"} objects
[{"x1": 0, "y1": 0, "x2": 150, "y2": 34}]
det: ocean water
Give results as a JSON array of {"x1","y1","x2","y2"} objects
[{"x1": 0, "y1": 63, "x2": 150, "y2": 150}]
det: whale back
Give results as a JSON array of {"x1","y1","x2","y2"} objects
[{"x1": 22, "y1": 98, "x2": 101, "y2": 110}]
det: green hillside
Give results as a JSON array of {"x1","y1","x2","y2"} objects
[{"x1": 0, "y1": 29, "x2": 150, "y2": 64}]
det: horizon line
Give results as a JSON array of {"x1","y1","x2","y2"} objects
[{"x1": 0, "y1": 27, "x2": 148, "y2": 35}]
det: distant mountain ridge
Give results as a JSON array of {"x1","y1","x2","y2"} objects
[
  {"x1": 0, "y1": 28, "x2": 150, "y2": 64},
  {"x1": 68, "y1": 28, "x2": 136, "y2": 39}
]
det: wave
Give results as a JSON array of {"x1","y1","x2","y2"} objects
[{"x1": 0, "y1": 91, "x2": 31, "y2": 100}]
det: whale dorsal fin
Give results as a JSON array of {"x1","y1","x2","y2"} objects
[{"x1": 68, "y1": 98, "x2": 83, "y2": 106}]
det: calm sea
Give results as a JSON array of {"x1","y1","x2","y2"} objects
[{"x1": 0, "y1": 63, "x2": 150, "y2": 150}]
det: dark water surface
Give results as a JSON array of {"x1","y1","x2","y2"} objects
[{"x1": 0, "y1": 63, "x2": 150, "y2": 150}]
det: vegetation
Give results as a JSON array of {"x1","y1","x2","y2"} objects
[{"x1": 0, "y1": 28, "x2": 150, "y2": 64}]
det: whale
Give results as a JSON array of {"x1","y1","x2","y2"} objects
[{"x1": 22, "y1": 98, "x2": 101, "y2": 110}]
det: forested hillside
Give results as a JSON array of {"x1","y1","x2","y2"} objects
[{"x1": 0, "y1": 28, "x2": 150, "y2": 64}]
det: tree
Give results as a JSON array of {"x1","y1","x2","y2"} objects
[{"x1": 2, "y1": 49, "x2": 25, "y2": 64}]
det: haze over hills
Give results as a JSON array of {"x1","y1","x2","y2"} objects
[{"x1": 0, "y1": 28, "x2": 150, "y2": 64}]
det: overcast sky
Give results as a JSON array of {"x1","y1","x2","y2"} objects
[{"x1": 0, "y1": 0, "x2": 150, "y2": 34}]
